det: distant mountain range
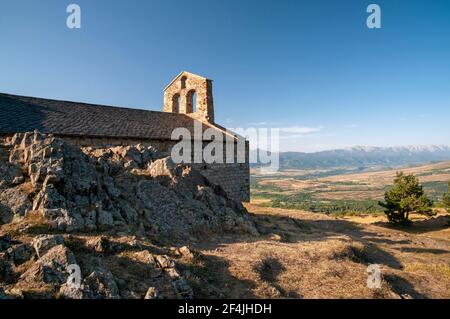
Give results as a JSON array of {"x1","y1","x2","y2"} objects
[{"x1": 252, "y1": 145, "x2": 450, "y2": 170}]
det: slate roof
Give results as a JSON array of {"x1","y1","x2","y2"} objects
[{"x1": 0, "y1": 93, "x2": 231, "y2": 141}]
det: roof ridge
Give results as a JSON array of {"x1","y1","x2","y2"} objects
[{"x1": 0, "y1": 92, "x2": 166, "y2": 115}]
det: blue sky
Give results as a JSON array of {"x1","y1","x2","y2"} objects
[{"x1": 1, "y1": 0, "x2": 449, "y2": 152}]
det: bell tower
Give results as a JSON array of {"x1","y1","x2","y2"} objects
[{"x1": 163, "y1": 71, "x2": 215, "y2": 123}]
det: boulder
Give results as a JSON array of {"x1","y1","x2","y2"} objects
[
  {"x1": 20, "y1": 245, "x2": 77, "y2": 285},
  {"x1": 133, "y1": 250, "x2": 157, "y2": 266},
  {"x1": 32, "y1": 235, "x2": 65, "y2": 258},
  {"x1": 82, "y1": 268, "x2": 121, "y2": 299},
  {"x1": 155, "y1": 255, "x2": 176, "y2": 269}
]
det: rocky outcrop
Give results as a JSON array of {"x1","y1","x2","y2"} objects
[
  {"x1": 1, "y1": 132, "x2": 257, "y2": 240},
  {"x1": 0, "y1": 132, "x2": 257, "y2": 299}
]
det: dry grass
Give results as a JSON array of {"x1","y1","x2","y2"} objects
[
  {"x1": 187, "y1": 203, "x2": 450, "y2": 299},
  {"x1": 2, "y1": 203, "x2": 449, "y2": 299}
]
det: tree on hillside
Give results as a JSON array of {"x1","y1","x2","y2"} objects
[
  {"x1": 442, "y1": 182, "x2": 450, "y2": 212},
  {"x1": 379, "y1": 172, "x2": 433, "y2": 225}
]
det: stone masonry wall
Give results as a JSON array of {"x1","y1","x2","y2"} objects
[{"x1": 164, "y1": 72, "x2": 214, "y2": 123}]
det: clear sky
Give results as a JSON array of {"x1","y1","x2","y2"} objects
[{"x1": 1, "y1": 0, "x2": 449, "y2": 152}]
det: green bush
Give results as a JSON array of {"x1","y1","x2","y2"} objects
[{"x1": 379, "y1": 172, "x2": 433, "y2": 225}]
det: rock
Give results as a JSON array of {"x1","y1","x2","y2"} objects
[
  {"x1": 32, "y1": 235, "x2": 65, "y2": 258},
  {"x1": 0, "y1": 235, "x2": 12, "y2": 252},
  {"x1": 0, "y1": 287, "x2": 11, "y2": 299},
  {"x1": 0, "y1": 148, "x2": 24, "y2": 189},
  {"x1": 0, "y1": 254, "x2": 15, "y2": 282},
  {"x1": 269, "y1": 233, "x2": 282, "y2": 241},
  {"x1": 42, "y1": 208, "x2": 84, "y2": 232},
  {"x1": 3, "y1": 132, "x2": 256, "y2": 242},
  {"x1": 86, "y1": 236, "x2": 109, "y2": 253},
  {"x1": 97, "y1": 210, "x2": 114, "y2": 231},
  {"x1": 133, "y1": 250, "x2": 157, "y2": 266},
  {"x1": 144, "y1": 287, "x2": 159, "y2": 299},
  {"x1": 172, "y1": 279, "x2": 194, "y2": 299},
  {"x1": 6, "y1": 243, "x2": 34, "y2": 265},
  {"x1": 165, "y1": 267, "x2": 180, "y2": 279},
  {"x1": 155, "y1": 255, "x2": 175, "y2": 269},
  {"x1": 178, "y1": 246, "x2": 194, "y2": 259},
  {"x1": 147, "y1": 157, "x2": 177, "y2": 183},
  {"x1": 58, "y1": 283, "x2": 89, "y2": 299},
  {"x1": 0, "y1": 187, "x2": 31, "y2": 223},
  {"x1": 83, "y1": 268, "x2": 120, "y2": 299},
  {"x1": 84, "y1": 210, "x2": 97, "y2": 232},
  {"x1": 20, "y1": 245, "x2": 77, "y2": 284}
]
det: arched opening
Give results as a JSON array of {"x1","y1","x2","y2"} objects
[
  {"x1": 180, "y1": 76, "x2": 187, "y2": 89},
  {"x1": 171, "y1": 94, "x2": 180, "y2": 113},
  {"x1": 186, "y1": 90, "x2": 197, "y2": 114}
]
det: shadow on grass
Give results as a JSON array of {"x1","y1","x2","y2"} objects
[
  {"x1": 384, "y1": 274, "x2": 427, "y2": 299},
  {"x1": 253, "y1": 257, "x2": 302, "y2": 298},
  {"x1": 374, "y1": 215, "x2": 450, "y2": 234}
]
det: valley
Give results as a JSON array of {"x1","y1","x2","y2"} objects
[{"x1": 251, "y1": 161, "x2": 450, "y2": 216}]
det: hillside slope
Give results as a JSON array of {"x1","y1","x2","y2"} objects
[
  {"x1": 188, "y1": 204, "x2": 450, "y2": 298},
  {"x1": 0, "y1": 132, "x2": 256, "y2": 299}
]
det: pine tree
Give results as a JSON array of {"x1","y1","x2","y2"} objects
[{"x1": 379, "y1": 172, "x2": 433, "y2": 225}]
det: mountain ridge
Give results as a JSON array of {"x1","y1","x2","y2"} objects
[{"x1": 252, "y1": 145, "x2": 450, "y2": 170}]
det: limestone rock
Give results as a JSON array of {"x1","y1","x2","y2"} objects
[
  {"x1": 42, "y1": 208, "x2": 84, "y2": 232},
  {"x1": 32, "y1": 235, "x2": 65, "y2": 258},
  {"x1": 5, "y1": 243, "x2": 34, "y2": 265},
  {"x1": 83, "y1": 268, "x2": 121, "y2": 299},
  {"x1": 85, "y1": 236, "x2": 110, "y2": 253},
  {"x1": 20, "y1": 245, "x2": 77, "y2": 285},
  {"x1": 144, "y1": 287, "x2": 159, "y2": 299},
  {"x1": 2, "y1": 132, "x2": 256, "y2": 241},
  {"x1": 97, "y1": 210, "x2": 114, "y2": 231},
  {"x1": 133, "y1": 250, "x2": 157, "y2": 266},
  {"x1": 0, "y1": 187, "x2": 31, "y2": 224},
  {"x1": 155, "y1": 255, "x2": 175, "y2": 269},
  {"x1": 178, "y1": 246, "x2": 194, "y2": 259}
]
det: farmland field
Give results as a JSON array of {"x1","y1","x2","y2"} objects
[{"x1": 251, "y1": 161, "x2": 450, "y2": 216}]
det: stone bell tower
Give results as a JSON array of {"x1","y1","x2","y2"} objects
[{"x1": 163, "y1": 71, "x2": 215, "y2": 123}]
